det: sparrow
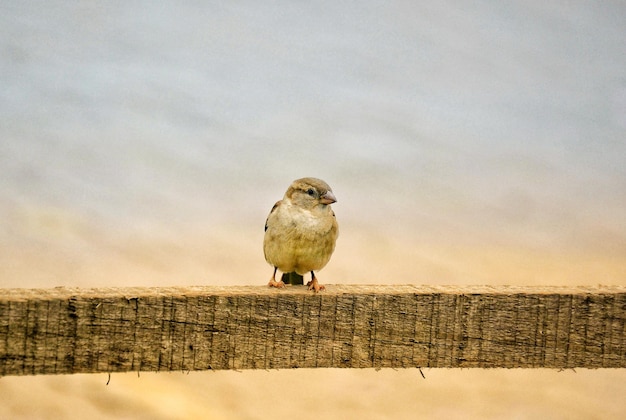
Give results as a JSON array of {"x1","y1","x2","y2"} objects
[{"x1": 263, "y1": 177, "x2": 339, "y2": 292}]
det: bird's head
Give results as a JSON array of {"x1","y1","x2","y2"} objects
[{"x1": 286, "y1": 177, "x2": 337, "y2": 210}]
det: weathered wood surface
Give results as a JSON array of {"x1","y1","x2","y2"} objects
[{"x1": 1, "y1": 285, "x2": 624, "y2": 375}]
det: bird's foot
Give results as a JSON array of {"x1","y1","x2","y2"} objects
[
  {"x1": 307, "y1": 278, "x2": 325, "y2": 292},
  {"x1": 268, "y1": 278, "x2": 286, "y2": 288}
]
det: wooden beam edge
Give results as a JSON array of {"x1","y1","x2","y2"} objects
[{"x1": 2, "y1": 284, "x2": 625, "y2": 301}]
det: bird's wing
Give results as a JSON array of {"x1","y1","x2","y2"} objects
[{"x1": 264, "y1": 200, "x2": 281, "y2": 232}]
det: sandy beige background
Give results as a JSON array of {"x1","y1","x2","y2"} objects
[{"x1": 2, "y1": 1, "x2": 626, "y2": 419}]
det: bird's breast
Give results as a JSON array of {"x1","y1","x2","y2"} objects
[
  {"x1": 280, "y1": 205, "x2": 334, "y2": 237},
  {"x1": 263, "y1": 202, "x2": 338, "y2": 273}
]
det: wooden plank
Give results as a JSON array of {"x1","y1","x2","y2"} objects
[{"x1": 0, "y1": 285, "x2": 624, "y2": 375}]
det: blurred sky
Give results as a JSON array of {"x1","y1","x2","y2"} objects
[{"x1": 1, "y1": 1, "x2": 625, "y2": 287}]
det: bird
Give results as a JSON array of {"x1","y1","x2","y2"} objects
[{"x1": 263, "y1": 177, "x2": 339, "y2": 292}]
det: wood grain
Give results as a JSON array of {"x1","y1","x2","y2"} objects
[{"x1": 1, "y1": 285, "x2": 624, "y2": 375}]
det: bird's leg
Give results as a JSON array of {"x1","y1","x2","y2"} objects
[
  {"x1": 268, "y1": 267, "x2": 285, "y2": 288},
  {"x1": 306, "y1": 271, "x2": 325, "y2": 292}
]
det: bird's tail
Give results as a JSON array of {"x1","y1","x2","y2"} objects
[{"x1": 281, "y1": 272, "x2": 304, "y2": 285}]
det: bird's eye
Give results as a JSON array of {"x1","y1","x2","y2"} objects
[{"x1": 306, "y1": 188, "x2": 315, "y2": 196}]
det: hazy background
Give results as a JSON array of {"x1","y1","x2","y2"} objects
[{"x1": 1, "y1": 1, "x2": 625, "y2": 419}]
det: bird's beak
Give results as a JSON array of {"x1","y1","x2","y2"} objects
[{"x1": 320, "y1": 191, "x2": 337, "y2": 205}]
